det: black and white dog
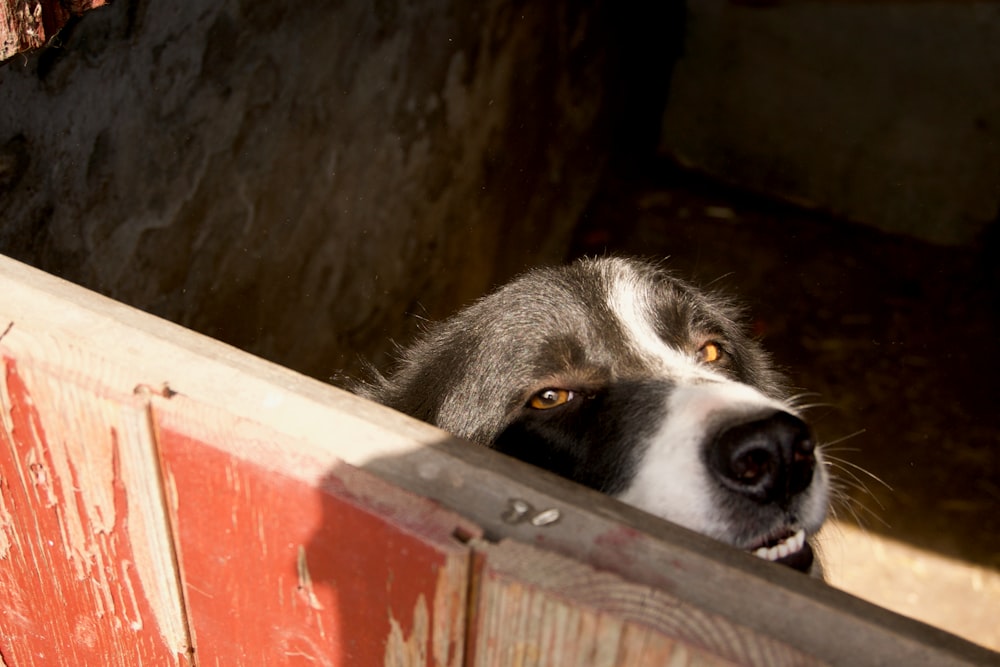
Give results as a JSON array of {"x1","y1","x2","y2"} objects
[{"x1": 360, "y1": 256, "x2": 828, "y2": 574}]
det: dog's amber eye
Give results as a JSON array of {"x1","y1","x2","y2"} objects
[
  {"x1": 528, "y1": 388, "x2": 574, "y2": 410},
  {"x1": 699, "y1": 342, "x2": 723, "y2": 364}
]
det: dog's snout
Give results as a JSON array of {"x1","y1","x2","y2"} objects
[{"x1": 708, "y1": 411, "x2": 816, "y2": 505}]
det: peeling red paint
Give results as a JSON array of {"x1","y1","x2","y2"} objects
[
  {"x1": 154, "y1": 397, "x2": 472, "y2": 667},
  {"x1": 0, "y1": 357, "x2": 188, "y2": 665}
]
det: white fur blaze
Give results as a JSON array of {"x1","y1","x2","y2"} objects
[
  {"x1": 604, "y1": 264, "x2": 714, "y2": 382},
  {"x1": 616, "y1": 381, "x2": 792, "y2": 542}
]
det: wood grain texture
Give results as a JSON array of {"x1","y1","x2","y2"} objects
[
  {"x1": 0, "y1": 351, "x2": 190, "y2": 666},
  {"x1": 153, "y1": 394, "x2": 477, "y2": 666},
  {"x1": 470, "y1": 539, "x2": 815, "y2": 667},
  {"x1": 0, "y1": 254, "x2": 445, "y2": 469},
  {"x1": 359, "y1": 437, "x2": 999, "y2": 667}
]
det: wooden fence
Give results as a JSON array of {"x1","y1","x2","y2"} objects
[{"x1": 0, "y1": 255, "x2": 993, "y2": 666}]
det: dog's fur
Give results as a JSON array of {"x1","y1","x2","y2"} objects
[{"x1": 359, "y1": 256, "x2": 828, "y2": 573}]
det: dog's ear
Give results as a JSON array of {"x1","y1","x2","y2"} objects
[
  {"x1": 348, "y1": 318, "x2": 464, "y2": 422},
  {"x1": 348, "y1": 332, "x2": 427, "y2": 401}
]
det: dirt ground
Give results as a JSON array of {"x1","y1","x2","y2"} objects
[{"x1": 570, "y1": 161, "x2": 1000, "y2": 652}]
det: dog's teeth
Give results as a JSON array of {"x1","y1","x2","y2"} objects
[{"x1": 751, "y1": 529, "x2": 807, "y2": 562}]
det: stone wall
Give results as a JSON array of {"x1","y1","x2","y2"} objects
[{"x1": 0, "y1": 0, "x2": 619, "y2": 379}]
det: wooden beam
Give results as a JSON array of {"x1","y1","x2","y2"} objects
[{"x1": 470, "y1": 539, "x2": 813, "y2": 666}]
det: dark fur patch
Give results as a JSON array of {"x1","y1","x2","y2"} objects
[{"x1": 358, "y1": 256, "x2": 784, "y2": 441}]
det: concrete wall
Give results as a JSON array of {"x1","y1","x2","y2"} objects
[
  {"x1": 0, "y1": 0, "x2": 617, "y2": 379},
  {"x1": 661, "y1": 1, "x2": 1000, "y2": 245}
]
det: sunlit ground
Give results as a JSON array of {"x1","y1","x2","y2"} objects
[{"x1": 818, "y1": 519, "x2": 1000, "y2": 651}]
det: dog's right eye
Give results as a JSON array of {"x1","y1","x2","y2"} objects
[
  {"x1": 528, "y1": 388, "x2": 574, "y2": 410},
  {"x1": 698, "y1": 341, "x2": 724, "y2": 364}
]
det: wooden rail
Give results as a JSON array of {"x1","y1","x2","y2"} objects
[{"x1": 0, "y1": 254, "x2": 994, "y2": 665}]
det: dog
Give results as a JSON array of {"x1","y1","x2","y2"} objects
[{"x1": 359, "y1": 256, "x2": 829, "y2": 574}]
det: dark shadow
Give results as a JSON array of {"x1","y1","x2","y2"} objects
[
  {"x1": 600, "y1": 1, "x2": 687, "y2": 171},
  {"x1": 301, "y1": 433, "x2": 998, "y2": 664},
  {"x1": 299, "y1": 457, "x2": 474, "y2": 665}
]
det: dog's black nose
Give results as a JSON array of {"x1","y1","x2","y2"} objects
[{"x1": 708, "y1": 411, "x2": 816, "y2": 505}]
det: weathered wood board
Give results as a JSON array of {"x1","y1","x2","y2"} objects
[
  {"x1": 469, "y1": 538, "x2": 814, "y2": 667},
  {"x1": 359, "y1": 434, "x2": 999, "y2": 667},
  {"x1": 152, "y1": 394, "x2": 477, "y2": 666},
  {"x1": 0, "y1": 352, "x2": 190, "y2": 666}
]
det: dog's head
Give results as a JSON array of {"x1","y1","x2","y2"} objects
[{"x1": 362, "y1": 256, "x2": 829, "y2": 573}]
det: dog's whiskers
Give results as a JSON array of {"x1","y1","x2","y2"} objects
[
  {"x1": 823, "y1": 452, "x2": 892, "y2": 492},
  {"x1": 784, "y1": 391, "x2": 822, "y2": 407},
  {"x1": 784, "y1": 394, "x2": 839, "y2": 417},
  {"x1": 826, "y1": 466, "x2": 888, "y2": 513},
  {"x1": 824, "y1": 461, "x2": 886, "y2": 507},
  {"x1": 811, "y1": 427, "x2": 890, "y2": 532},
  {"x1": 821, "y1": 467, "x2": 889, "y2": 536},
  {"x1": 795, "y1": 402, "x2": 836, "y2": 414},
  {"x1": 819, "y1": 429, "x2": 868, "y2": 450},
  {"x1": 820, "y1": 445, "x2": 863, "y2": 454},
  {"x1": 825, "y1": 479, "x2": 890, "y2": 530}
]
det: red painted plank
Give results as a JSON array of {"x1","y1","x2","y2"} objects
[
  {"x1": 0, "y1": 355, "x2": 190, "y2": 666},
  {"x1": 153, "y1": 396, "x2": 477, "y2": 666}
]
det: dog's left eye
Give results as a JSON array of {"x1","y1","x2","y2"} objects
[
  {"x1": 528, "y1": 388, "x2": 575, "y2": 410},
  {"x1": 698, "y1": 342, "x2": 723, "y2": 363}
]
